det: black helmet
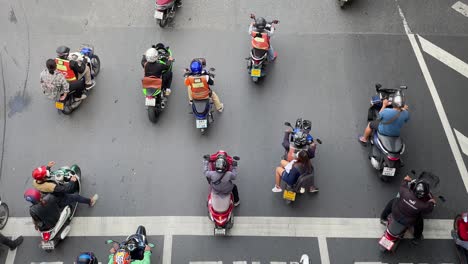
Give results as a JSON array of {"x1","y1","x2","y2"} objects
[
  {"x1": 413, "y1": 180, "x2": 429, "y2": 199},
  {"x1": 215, "y1": 156, "x2": 227, "y2": 173},
  {"x1": 56, "y1": 46, "x2": 70, "y2": 58},
  {"x1": 254, "y1": 17, "x2": 267, "y2": 31},
  {"x1": 76, "y1": 252, "x2": 98, "y2": 264},
  {"x1": 293, "y1": 132, "x2": 307, "y2": 148}
]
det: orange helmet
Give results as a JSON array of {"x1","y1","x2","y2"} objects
[
  {"x1": 113, "y1": 250, "x2": 131, "y2": 264},
  {"x1": 32, "y1": 166, "x2": 49, "y2": 181}
]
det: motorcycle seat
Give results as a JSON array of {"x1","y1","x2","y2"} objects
[
  {"x1": 388, "y1": 217, "x2": 407, "y2": 236},
  {"x1": 192, "y1": 99, "x2": 210, "y2": 115},
  {"x1": 377, "y1": 133, "x2": 403, "y2": 153},
  {"x1": 211, "y1": 192, "x2": 231, "y2": 213},
  {"x1": 292, "y1": 168, "x2": 315, "y2": 192}
]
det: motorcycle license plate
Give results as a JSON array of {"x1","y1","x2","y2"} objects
[
  {"x1": 55, "y1": 101, "x2": 64, "y2": 110},
  {"x1": 283, "y1": 190, "x2": 296, "y2": 201},
  {"x1": 378, "y1": 236, "x2": 394, "y2": 251},
  {"x1": 196, "y1": 119, "x2": 208, "y2": 128},
  {"x1": 154, "y1": 11, "x2": 164, "y2": 19},
  {"x1": 145, "y1": 97, "x2": 156, "y2": 106},
  {"x1": 41, "y1": 240, "x2": 55, "y2": 250},
  {"x1": 214, "y1": 227, "x2": 226, "y2": 236},
  {"x1": 251, "y1": 68, "x2": 261, "y2": 77},
  {"x1": 382, "y1": 167, "x2": 396, "y2": 176}
]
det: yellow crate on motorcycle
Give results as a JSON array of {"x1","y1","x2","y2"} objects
[
  {"x1": 55, "y1": 101, "x2": 64, "y2": 110},
  {"x1": 251, "y1": 68, "x2": 261, "y2": 77},
  {"x1": 283, "y1": 190, "x2": 296, "y2": 201}
]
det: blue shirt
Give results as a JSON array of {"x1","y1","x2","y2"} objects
[{"x1": 378, "y1": 109, "x2": 410, "y2": 136}]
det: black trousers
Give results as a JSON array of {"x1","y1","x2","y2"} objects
[
  {"x1": 67, "y1": 78, "x2": 85, "y2": 98},
  {"x1": 232, "y1": 184, "x2": 239, "y2": 203},
  {"x1": 162, "y1": 71, "x2": 173, "y2": 90},
  {"x1": 380, "y1": 198, "x2": 424, "y2": 239},
  {"x1": 0, "y1": 233, "x2": 15, "y2": 248}
]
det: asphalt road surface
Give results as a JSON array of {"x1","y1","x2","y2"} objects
[{"x1": 0, "y1": 0, "x2": 468, "y2": 263}]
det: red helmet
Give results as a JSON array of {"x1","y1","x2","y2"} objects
[
  {"x1": 24, "y1": 188, "x2": 41, "y2": 204},
  {"x1": 32, "y1": 166, "x2": 48, "y2": 181}
]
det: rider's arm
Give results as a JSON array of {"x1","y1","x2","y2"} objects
[
  {"x1": 205, "y1": 75, "x2": 214, "y2": 86},
  {"x1": 248, "y1": 23, "x2": 254, "y2": 34},
  {"x1": 420, "y1": 200, "x2": 435, "y2": 214},
  {"x1": 70, "y1": 60, "x2": 86, "y2": 74},
  {"x1": 107, "y1": 254, "x2": 114, "y2": 264},
  {"x1": 53, "y1": 182, "x2": 75, "y2": 194},
  {"x1": 282, "y1": 132, "x2": 290, "y2": 151},
  {"x1": 141, "y1": 55, "x2": 147, "y2": 68},
  {"x1": 57, "y1": 74, "x2": 70, "y2": 94},
  {"x1": 307, "y1": 144, "x2": 316, "y2": 159},
  {"x1": 229, "y1": 168, "x2": 238, "y2": 180},
  {"x1": 141, "y1": 250, "x2": 152, "y2": 264}
]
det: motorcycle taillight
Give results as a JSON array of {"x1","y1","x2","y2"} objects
[
  {"x1": 42, "y1": 231, "x2": 51, "y2": 241},
  {"x1": 387, "y1": 156, "x2": 400, "y2": 161}
]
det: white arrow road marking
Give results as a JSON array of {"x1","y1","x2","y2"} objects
[
  {"x1": 318, "y1": 237, "x2": 330, "y2": 264},
  {"x1": 395, "y1": 0, "x2": 468, "y2": 192},
  {"x1": 455, "y1": 129, "x2": 468, "y2": 156},
  {"x1": 418, "y1": 35, "x2": 468, "y2": 79},
  {"x1": 452, "y1": 1, "x2": 468, "y2": 17}
]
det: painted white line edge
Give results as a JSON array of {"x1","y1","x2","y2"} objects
[
  {"x1": 418, "y1": 35, "x2": 468, "y2": 79},
  {"x1": 2, "y1": 216, "x2": 453, "y2": 239},
  {"x1": 318, "y1": 236, "x2": 331, "y2": 264},
  {"x1": 452, "y1": 1, "x2": 468, "y2": 17},
  {"x1": 455, "y1": 129, "x2": 468, "y2": 156},
  {"x1": 162, "y1": 234, "x2": 172, "y2": 264}
]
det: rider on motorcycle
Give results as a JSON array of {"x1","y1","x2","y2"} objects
[
  {"x1": 185, "y1": 59, "x2": 224, "y2": 112},
  {"x1": 273, "y1": 150, "x2": 317, "y2": 193},
  {"x1": 31, "y1": 161, "x2": 98, "y2": 207},
  {"x1": 24, "y1": 188, "x2": 61, "y2": 231},
  {"x1": 56, "y1": 45, "x2": 94, "y2": 92},
  {"x1": 76, "y1": 252, "x2": 99, "y2": 264},
  {"x1": 249, "y1": 15, "x2": 277, "y2": 62},
  {"x1": 108, "y1": 236, "x2": 151, "y2": 264},
  {"x1": 283, "y1": 129, "x2": 316, "y2": 161},
  {"x1": 358, "y1": 96, "x2": 409, "y2": 144},
  {"x1": 141, "y1": 43, "x2": 174, "y2": 96},
  {"x1": 453, "y1": 213, "x2": 468, "y2": 249},
  {"x1": 380, "y1": 174, "x2": 436, "y2": 244},
  {"x1": 40, "y1": 59, "x2": 73, "y2": 101},
  {"x1": 204, "y1": 152, "x2": 239, "y2": 206}
]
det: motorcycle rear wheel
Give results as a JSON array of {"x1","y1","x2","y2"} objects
[
  {"x1": 147, "y1": 106, "x2": 159, "y2": 123},
  {"x1": 0, "y1": 203, "x2": 9, "y2": 230},
  {"x1": 91, "y1": 55, "x2": 101, "y2": 77},
  {"x1": 158, "y1": 17, "x2": 169, "y2": 28}
]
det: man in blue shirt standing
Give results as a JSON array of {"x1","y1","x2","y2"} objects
[{"x1": 359, "y1": 98, "x2": 409, "y2": 144}]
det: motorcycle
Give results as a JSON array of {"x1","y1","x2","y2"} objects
[
  {"x1": 142, "y1": 46, "x2": 173, "y2": 123},
  {"x1": 55, "y1": 44, "x2": 101, "y2": 115},
  {"x1": 366, "y1": 84, "x2": 407, "y2": 182},
  {"x1": 204, "y1": 152, "x2": 240, "y2": 236},
  {"x1": 38, "y1": 164, "x2": 82, "y2": 252},
  {"x1": 338, "y1": 0, "x2": 353, "y2": 8},
  {"x1": 154, "y1": 0, "x2": 179, "y2": 28},
  {"x1": 283, "y1": 118, "x2": 323, "y2": 160},
  {"x1": 186, "y1": 67, "x2": 216, "y2": 134},
  {"x1": 0, "y1": 196, "x2": 9, "y2": 230},
  {"x1": 378, "y1": 171, "x2": 440, "y2": 252},
  {"x1": 453, "y1": 213, "x2": 468, "y2": 263},
  {"x1": 247, "y1": 14, "x2": 279, "y2": 83},
  {"x1": 106, "y1": 226, "x2": 155, "y2": 261}
]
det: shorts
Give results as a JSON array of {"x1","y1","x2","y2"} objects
[{"x1": 369, "y1": 120, "x2": 380, "y2": 130}]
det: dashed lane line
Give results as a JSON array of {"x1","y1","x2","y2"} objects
[
  {"x1": 455, "y1": 129, "x2": 468, "y2": 156},
  {"x1": 452, "y1": 1, "x2": 468, "y2": 17}
]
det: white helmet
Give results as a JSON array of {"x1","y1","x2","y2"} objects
[{"x1": 145, "y1": 48, "x2": 158, "y2": 63}]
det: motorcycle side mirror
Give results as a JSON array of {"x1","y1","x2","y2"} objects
[
  {"x1": 148, "y1": 243, "x2": 155, "y2": 248},
  {"x1": 233, "y1": 156, "x2": 240, "y2": 161},
  {"x1": 438, "y1": 195, "x2": 446, "y2": 203},
  {"x1": 400, "y1": 85, "x2": 408, "y2": 90},
  {"x1": 105, "y1": 240, "x2": 115, "y2": 244},
  {"x1": 272, "y1": 20, "x2": 279, "y2": 24},
  {"x1": 375, "y1": 83, "x2": 382, "y2": 91},
  {"x1": 203, "y1": 154, "x2": 210, "y2": 160},
  {"x1": 315, "y1": 139, "x2": 322, "y2": 144},
  {"x1": 410, "y1": 169, "x2": 416, "y2": 176},
  {"x1": 284, "y1": 122, "x2": 292, "y2": 127},
  {"x1": 250, "y1": 13, "x2": 255, "y2": 19},
  {"x1": 209, "y1": 67, "x2": 216, "y2": 72}
]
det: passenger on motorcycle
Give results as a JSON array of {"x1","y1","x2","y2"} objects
[
  {"x1": 249, "y1": 16, "x2": 277, "y2": 62},
  {"x1": 204, "y1": 152, "x2": 240, "y2": 206},
  {"x1": 31, "y1": 161, "x2": 98, "y2": 207},
  {"x1": 40, "y1": 59, "x2": 76, "y2": 101},
  {"x1": 24, "y1": 188, "x2": 61, "y2": 231},
  {"x1": 185, "y1": 59, "x2": 224, "y2": 112},
  {"x1": 56, "y1": 45, "x2": 94, "y2": 92},
  {"x1": 272, "y1": 150, "x2": 318, "y2": 193},
  {"x1": 358, "y1": 97, "x2": 409, "y2": 144},
  {"x1": 76, "y1": 252, "x2": 99, "y2": 264},
  {"x1": 380, "y1": 174, "x2": 436, "y2": 244},
  {"x1": 141, "y1": 43, "x2": 174, "y2": 96},
  {"x1": 283, "y1": 129, "x2": 316, "y2": 161},
  {"x1": 108, "y1": 236, "x2": 151, "y2": 264}
]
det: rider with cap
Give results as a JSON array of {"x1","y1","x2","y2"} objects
[
  {"x1": 204, "y1": 153, "x2": 239, "y2": 206},
  {"x1": 380, "y1": 174, "x2": 436, "y2": 244},
  {"x1": 283, "y1": 119, "x2": 316, "y2": 161},
  {"x1": 141, "y1": 43, "x2": 174, "y2": 97},
  {"x1": 249, "y1": 15, "x2": 277, "y2": 62},
  {"x1": 185, "y1": 58, "x2": 224, "y2": 112},
  {"x1": 56, "y1": 46, "x2": 94, "y2": 92}
]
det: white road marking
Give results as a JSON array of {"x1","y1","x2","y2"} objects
[
  {"x1": 1, "y1": 216, "x2": 453, "y2": 239},
  {"x1": 396, "y1": 2, "x2": 412, "y2": 34},
  {"x1": 233, "y1": 262, "x2": 248, "y2": 264},
  {"x1": 270, "y1": 262, "x2": 287, "y2": 264},
  {"x1": 5, "y1": 236, "x2": 17, "y2": 264},
  {"x1": 418, "y1": 35, "x2": 468, "y2": 79},
  {"x1": 318, "y1": 237, "x2": 330, "y2": 264},
  {"x1": 452, "y1": 1, "x2": 468, "y2": 17},
  {"x1": 455, "y1": 129, "x2": 468, "y2": 156},
  {"x1": 395, "y1": 0, "x2": 468, "y2": 192},
  {"x1": 163, "y1": 234, "x2": 172, "y2": 264}
]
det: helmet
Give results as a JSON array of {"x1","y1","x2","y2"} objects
[
  {"x1": 154, "y1": 43, "x2": 165, "y2": 50},
  {"x1": 56, "y1": 46, "x2": 70, "y2": 58},
  {"x1": 190, "y1": 60, "x2": 203, "y2": 74},
  {"x1": 32, "y1": 166, "x2": 49, "y2": 181},
  {"x1": 392, "y1": 91, "x2": 406, "y2": 108},
  {"x1": 145, "y1": 48, "x2": 158, "y2": 63},
  {"x1": 76, "y1": 252, "x2": 98, "y2": 264},
  {"x1": 293, "y1": 132, "x2": 307, "y2": 148},
  {"x1": 413, "y1": 180, "x2": 429, "y2": 199},
  {"x1": 24, "y1": 188, "x2": 41, "y2": 204},
  {"x1": 113, "y1": 250, "x2": 131, "y2": 264},
  {"x1": 254, "y1": 17, "x2": 267, "y2": 31},
  {"x1": 215, "y1": 156, "x2": 227, "y2": 173}
]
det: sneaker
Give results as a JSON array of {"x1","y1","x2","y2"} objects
[
  {"x1": 76, "y1": 94, "x2": 87, "y2": 101},
  {"x1": 309, "y1": 187, "x2": 319, "y2": 193},
  {"x1": 380, "y1": 219, "x2": 388, "y2": 226},
  {"x1": 9, "y1": 236, "x2": 23, "y2": 250},
  {"x1": 89, "y1": 194, "x2": 99, "y2": 207},
  {"x1": 217, "y1": 103, "x2": 224, "y2": 113},
  {"x1": 164, "y1": 88, "x2": 172, "y2": 96},
  {"x1": 272, "y1": 186, "x2": 282, "y2": 193},
  {"x1": 234, "y1": 201, "x2": 240, "y2": 207},
  {"x1": 85, "y1": 81, "x2": 96, "y2": 90}
]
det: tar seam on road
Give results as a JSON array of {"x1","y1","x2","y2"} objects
[
  {"x1": 0, "y1": 53, "x2": 7, "y2": 182},
  {"x1": 396, "y1": 0, "x2": 468, "y2": 192},
  {"x1": 19, "y1": 0, "x2": 31, "y2": 97}
]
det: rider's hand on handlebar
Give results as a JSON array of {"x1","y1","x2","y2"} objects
[
  {"x1": 382, "y1": 99, "x2": 391, "y2": 107},
  {"x1": 110, "y1": 247, "x2": 116, "y2": 254},
  {"x1": 285, "y1": 128, "x2": 292, "y2": 133},
  {"x1": 145, "y1": 245, "x2": 151, "y2": 251},
  {"x1": 404, "y1": 175, "x2": 412, "y2": 182},
  {"x1": 403, "y1": 105, "x2": 409, "y2": 110},
  {"x1": 428, "y1": 198, "x2": 436, "y2": 204},
  {"x1": 47, "y1": 161, "x2": 56, "y2": 167},
  {"x1": 70, "y1": 175, "x2": 77, "y2": 182},
  {"x1": 169, "y1": 56, "x2": 174, "y2": 61}
]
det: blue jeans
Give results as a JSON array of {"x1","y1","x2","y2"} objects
[
  {"x1": 268, "y1": 45, "x2": 275, "y2": 61},
  {"x1": 59, "y1": 193, "x2": 90, "y2": 207}
]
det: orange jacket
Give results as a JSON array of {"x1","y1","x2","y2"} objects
[
  {"x1": 55, "y1": 58, "x2": 77, "y2": 81},
  {"x1": 185, "y1": 75, "x2": 210, "y2": 100}
]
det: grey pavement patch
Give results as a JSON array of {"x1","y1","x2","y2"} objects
[
  {"x1": 9, "y1": 8, "x2": 17, "y2": 24},
  {"x1": 7, "y1": 91, "x2": 30, "y2": 118}
]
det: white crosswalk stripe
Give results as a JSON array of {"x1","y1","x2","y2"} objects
[{"x1": 452, "y1": 1, "x2": 468, "y2": 17}]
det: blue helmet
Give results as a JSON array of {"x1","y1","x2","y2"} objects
[
  {"x1": 76, "y1": 252, "x2": 98, "y2": 264},
  {"x1": 190, "y1": 60, "x2": 202, "y2": 74}
]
